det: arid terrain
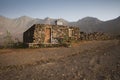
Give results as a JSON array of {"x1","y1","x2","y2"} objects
[{"x1": 0, "y1": 40, "x2": 120, "y2": 80}]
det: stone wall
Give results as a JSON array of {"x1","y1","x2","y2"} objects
[
  {"x1": 23, "y1": 25, "x2": 35, "y2": 43},
  {"x1": 80, "y1": 32, "x2": 112, "y2": 41}
]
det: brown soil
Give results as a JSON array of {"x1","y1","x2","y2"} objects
[{"x1": 0, "y1": 40, "x2": 120, "y2": 80}]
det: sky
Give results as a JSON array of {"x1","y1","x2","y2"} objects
[{"x1": 0, "y1": 0, "x2": 120, "y2": 21}]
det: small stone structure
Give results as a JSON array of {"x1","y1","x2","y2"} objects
[
  {"x1": 23, "y1": 24, "x2": 80, "y2": 47},
  {"x1": 55, "y1": 19, "x2": 63, "y2": 25}
]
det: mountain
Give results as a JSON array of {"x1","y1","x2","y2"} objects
[
  {"x1": 0, "y1": 15, "x2": 120, "y2": 44},
  {"x1": 71, "y1": 17, "x2": 103, "y2": 32},
  {"x1": 0, "y1": 16, "x2": 33, "y2": 44},
  {"x1": 70, "y1": 16, "x2": 120, "y2": 34},
  {"x1": 96, "y1": 16, "x2": 120, "y2": 34}
]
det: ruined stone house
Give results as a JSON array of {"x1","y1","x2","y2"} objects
[{"x1": 23, "y1": 21, "x2": 80, "y2": 47}]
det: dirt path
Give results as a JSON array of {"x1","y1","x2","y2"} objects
[{"x1": 0, "y1": 40, "x2": 120, "y2": 80}]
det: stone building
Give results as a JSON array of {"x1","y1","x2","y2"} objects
[{"x1": 23, "y1": 23, "x2": 80, "y2": 47}]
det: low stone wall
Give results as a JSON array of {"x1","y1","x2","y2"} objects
[{"x1": 80, "y1": 32, "x2": 112, "y2": 41}]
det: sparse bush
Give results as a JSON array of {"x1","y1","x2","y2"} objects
[
  {"x1": 3, "y1": 31, "x2": 14, "y2": 48},
  {"x1": 2, "y1": 31, "x2": 27, "y2": 48},
  {"x1": 0, "y1": 45, "x2": 4, "y2": 49},
  {"x1": 13, "y1": 42, "x2": 27, "y2": 48}
]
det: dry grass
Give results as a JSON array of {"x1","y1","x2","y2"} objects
[{"x1": 0, "y1": 40, "x2": 120, "y2": 80}]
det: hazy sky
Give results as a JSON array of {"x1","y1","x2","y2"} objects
[{"x1": 0, "y1": 0, "x2": 120, "y2": 21}]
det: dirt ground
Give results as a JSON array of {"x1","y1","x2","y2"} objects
[{"x1": 0, "y1": 40, "x2": 120, "y2": 80}]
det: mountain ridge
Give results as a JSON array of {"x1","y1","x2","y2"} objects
[{"x1": 0, "y1": 15, "x2": 120, "y2": 44}]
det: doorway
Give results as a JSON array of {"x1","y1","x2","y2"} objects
[{"x1": 45, "y1": 28, "x2": 51, "y2": 43}]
